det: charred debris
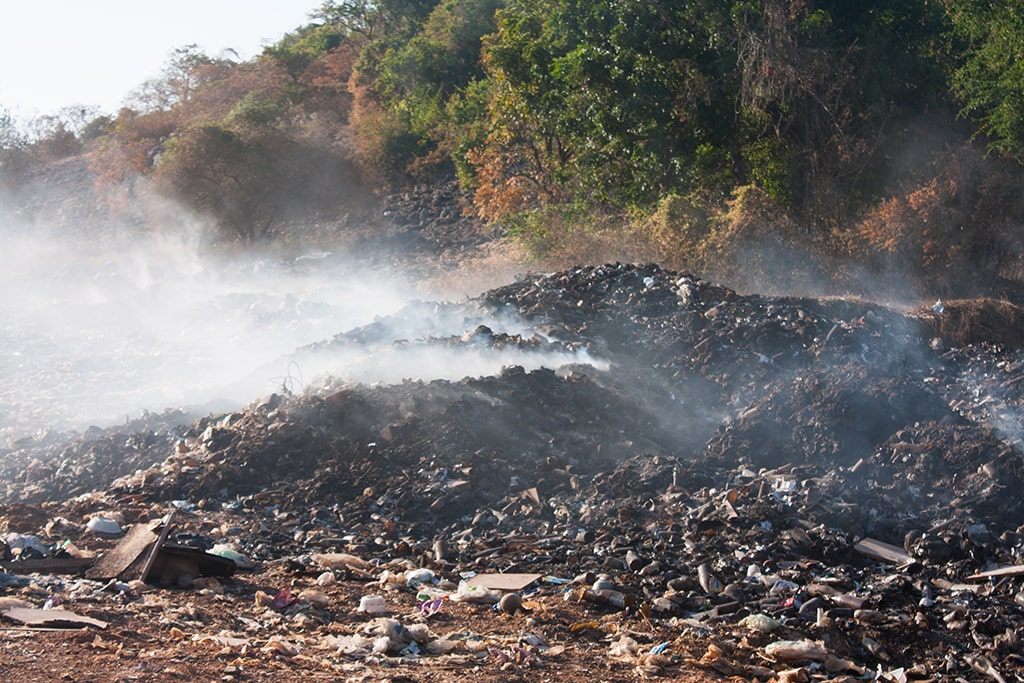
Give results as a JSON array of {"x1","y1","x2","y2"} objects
[{"x1": 4, "y1": 263, "x2": 1024, "y2": 679}]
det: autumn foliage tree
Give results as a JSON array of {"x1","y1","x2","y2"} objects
[
  {"x1": 857, "y1": 145, "x2": 1024, "y2": 296},
  {"x1": 152, "y1": 125, "x2": 279, "y2": 242}
]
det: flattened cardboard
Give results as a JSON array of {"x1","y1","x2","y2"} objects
[
  {"x1": 1, "y1": 607, "x2": 107, "y2": 629},
  {"x1": 464, "y1": 573, "x2": 541, "y2": 592},
  {"x1": 84, "y1": 518, "x2": 160, "y2": 580},
  {"x1": 82, "y1": 511, "x2": 234, "y2": 586},
  {"x1": 519, "y1": 487, "x2": 541, "y2": 506}
]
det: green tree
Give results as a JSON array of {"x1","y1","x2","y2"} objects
[
  {"x1": 472, "y1": 0, "x2": 736, "y2": 219},
  {"x1": 943, "y1": 0, "x2": 1024, "y2": 159},
  {"x1": 264, "y1": 24, "x2": 346, "y2": 80},
  {"x1": 375, "y1": 0, "x2": 503, "y2": 166},
  {"x1": 154, "y1": 125, "x2": 277, "y2": 242},
  {"x1": 312, "y1": 0, "x2": 437, "y2": 41},
  {"x1": 375, "y1": 0, "x2": 502, "y2": 103},
  {"x1": 347, "y1": 0, "x2": 502, "y2": 176}
]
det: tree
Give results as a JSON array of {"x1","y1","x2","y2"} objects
[
  {"x1": 0, "y1": 106, "x2": 29, "y2": 192},
  {"x1": 264, "y1": 24, "x2": 346, "y2": 79},
  {"x1": 89, "y1": 108, "x2": 180, "y2": 192},
  {"x1": 943, "y1": 0, "x2": 1024, "y2": 159},
  {"x1": 311, "y1": 0, "x2": 440, "y2": 56},
  {"x1": 0, "y1": 106, "x2": 25, "y2": 151},
  {"x1": 346, "y1": 0, "x2": 502, "y2": 177},
  {"x1": 125, "y1": 45, "x2": 234, "y2": 112},
  {"x1": 24, "y1": 118, "x2": 81, "y2": 162},
  {"x1": 311, "y1": 0, "x2": 384, "y2": 39},
  {"x1": 154, "y1": 125, "x2": 278, "y2": 242},
  {"x1": 375, "y1": 0, "x2": 503, "y2": 104},
  {"x1": 470, "y1": 0, "x2": 735, "y2": 219},
  {"x1": 185, "y1": 59, "x2": 292, "y2": 126},
  {"x1": 373, "y1": 0, "x2": 503, "y2": 169}
]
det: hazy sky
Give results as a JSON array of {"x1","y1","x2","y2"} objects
[{"x1": 0, "y1": 1, "x2": 321, "y2": 118}]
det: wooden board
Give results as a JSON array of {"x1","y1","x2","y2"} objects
[
  {"x1": 0, "y1": 557, "x2": 94, "y2": 575},
  {"x1": 139, "y1": 512, "x2": 176, "y2": 582},
  {"x1": 853, "y1": 538, "x2": 913, "y2": 565},
  {"x1": 967, "y1": 564, "x2": 1024, "y2": 581},
  {"x1": 464, "y1": 573, "x2": 542, "y2": 592}
]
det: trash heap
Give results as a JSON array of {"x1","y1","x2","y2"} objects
[{"x1": 3, "y1": 263, "x2": 1024, "y2": 682}]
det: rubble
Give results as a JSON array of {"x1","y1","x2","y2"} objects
[{"x1": 3, "y1": 263, "x2": 1024, "y2": 680}]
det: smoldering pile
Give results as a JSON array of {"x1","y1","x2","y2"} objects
[
  {"x1": 6, "y1": 263, "x2": 1024, "y2": 536},
  {"x1": 4, "y1": 263, "x2": 1024, "y2": 679}
]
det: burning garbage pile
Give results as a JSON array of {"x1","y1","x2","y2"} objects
[{"x1": 3, "y1": 263, "x2": 1024, "y2": 681}]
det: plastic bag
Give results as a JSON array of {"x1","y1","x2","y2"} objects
[{"x1": 450, "y1": 580, "x2": 499, "y2": 604}]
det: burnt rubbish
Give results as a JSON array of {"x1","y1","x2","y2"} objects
[{"x1": 3, "y1": 263, "x2": 1024, "y2": 679}]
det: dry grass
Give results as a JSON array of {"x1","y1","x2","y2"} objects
[
  {"x1": 913, "y1": 298, "x2": 1024, "y2": 349},
  {"x1": 416, "y1": 238, "x2": 534, "y2": 300}
]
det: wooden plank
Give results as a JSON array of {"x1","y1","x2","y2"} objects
[
  {"x1": 1, "y1": 607, "x2": 107, "y2": 629},
  {"x1": 465, "y1": 573, "x2": 542, "y2": 592},
  {"x1": 967, "y1": 564, "x2": 1024, "y2": 581},
  {"x1": 139, "y1": 511, "x2": 176, "y2": 583},
  {"x1": 853, "y1": 538, "x2": 913, "y2": 565},
  {"x1": 0, "y1": 557, "x2": 94, "y2": 575}
]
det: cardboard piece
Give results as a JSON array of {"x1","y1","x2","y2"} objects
[
  {"x1": 85, "y1": 518, "x2": 163, "y2": 580},
  {"x1": 853, "y1": 538, "x2": 914, "y2": 565},
  {"x1": 519, "y1": 488, "x2": 541, "y2": 506},
  {"x1": 464, "y1": 573, "x2": 542, "y2": 592},
  {"x1": 1, "y1": 607, "x2": 107, "y2": 629}
]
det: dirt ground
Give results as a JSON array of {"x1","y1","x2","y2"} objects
[{"x1": 0, "y1": 543, "x2": 732, "y2": 682}]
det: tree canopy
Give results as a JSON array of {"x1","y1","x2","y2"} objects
[
  {"x1": 944, "y1": 0, "x2": 1024, "y2": 159},
  {"x1": 6, "y1": 0, "x2": 1024, "y2": 297}
]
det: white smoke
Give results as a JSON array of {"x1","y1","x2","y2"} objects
[{"x1": 0, "y1": 208, "x2": 602, "y2": 445}]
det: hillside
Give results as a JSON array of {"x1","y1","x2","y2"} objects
[{"x1": 4, "y1": 1, "x2": 1024, "y2": 302}]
